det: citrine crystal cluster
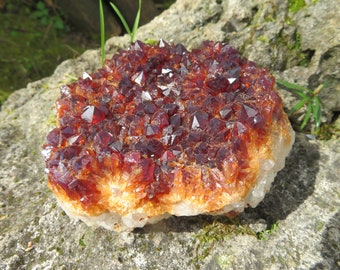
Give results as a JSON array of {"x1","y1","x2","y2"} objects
[{"x1": 43, "y1": 40, "x2": 294, "y2": 231}]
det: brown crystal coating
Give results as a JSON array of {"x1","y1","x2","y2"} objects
[{"x1": 43, "y1": 40, "x2": 293, "y2": 224}]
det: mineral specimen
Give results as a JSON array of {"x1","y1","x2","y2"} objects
[{"x1": 43, "y1": 40, "x2": 295, "y2": 231}]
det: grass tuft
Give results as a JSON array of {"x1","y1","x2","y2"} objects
[
  {"x1": 276, "y1": 79, "x2": 328, "y2": 134},
  {"x1": 109, "y1": 0, "x2": 142, "y2": 42},
  {"x1": 99, "y1": 0, "x2": 142, "y2": 65}
]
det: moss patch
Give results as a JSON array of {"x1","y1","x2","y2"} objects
[
  {"x1": 288, "y1": 0, "x2": 306, "y2": 13},
  {"x1": 192, "y1": 217, "x2": 257, "y2": 266},
  {"x1": 0, "y1": 1, "x2": 98, "y2": 106}
]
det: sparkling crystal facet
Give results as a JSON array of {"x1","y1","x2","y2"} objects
[
  {"x1": 191, "y1": 111, "x2": 209, "y2": 130},
  {"x1": 81, "y1": 106, "x2": 106, "y2": 124}
]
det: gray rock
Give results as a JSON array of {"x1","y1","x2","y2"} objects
[{"x1": 0, "y1": 0, "x2": 339, "y2": 269}]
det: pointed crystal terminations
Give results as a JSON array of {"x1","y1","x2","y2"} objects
[{"x1": 43, "y1": 40, "x2": 294, "y2": 231}]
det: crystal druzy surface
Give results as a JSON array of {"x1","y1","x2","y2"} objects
[{"x1": 43, "y1": 40, "x2": 293, "y2": 227}]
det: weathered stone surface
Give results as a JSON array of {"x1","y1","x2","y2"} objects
[{"x1": 0, "y1": 0, "x2": 339, "y2": 269}]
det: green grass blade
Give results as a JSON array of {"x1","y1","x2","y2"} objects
[
  {"x1": 289, "y1": 96, "x2": 309, "y2": 115},
  {"x1": 292, "y1": 89, "x2": 308, "y2": 98},
  {"x1": 276, "y1": 78, "x2": 308, "y2": 92},
  {"x1": 99, "y1": 0, "x2": 105, "y2": 65},
  {"x1": 110, "y1": 2, "x2": 132, "y2": 36},
  {"x1": 301, "y1": 102, "x2": 312, "y2": 130},
  {"x1": 131, "y1": 0, "x2": 142, "y2": 42},
  {"x1": 313, "y1": 97, "x2": 322, "y2": 129}
]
